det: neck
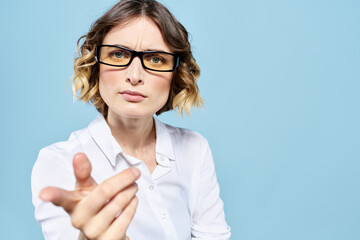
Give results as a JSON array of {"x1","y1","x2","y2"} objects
[{"x1": 106, "y1": 111, "x2": 156, "y2": 156}]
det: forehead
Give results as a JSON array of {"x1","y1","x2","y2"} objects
[{"x1": 102, "y1": 16, "x2": 171, "y2": 52}]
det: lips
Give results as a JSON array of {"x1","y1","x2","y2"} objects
[{"x1": 119, "y1": 90, "x2": 147, "y2": 102}]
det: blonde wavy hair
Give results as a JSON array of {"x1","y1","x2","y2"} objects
[{"x1": 72, "y1": 0, "x2": 203, "y2": 117}]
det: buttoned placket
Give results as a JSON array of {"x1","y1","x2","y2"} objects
[
  {"x1": 138, "y1": 153, "x2": 178, "y2": 240},
  {"x1": 94, "y1": 117, "x2": 179, "y2": 239}
]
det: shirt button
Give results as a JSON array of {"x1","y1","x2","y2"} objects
[
  {"x1": 161, "y1": 213, "x2": 167, "y2": 220},
  {"x1": 159, "y1": 156, "x2": 165, "y2": 162},
  {"x1": 149, "y1": 185, "x2": 154, "y2": 191}
]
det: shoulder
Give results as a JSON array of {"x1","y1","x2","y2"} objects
[
  {"x1": 36, "y1": 115, "x2": 106, "y2": 162},
  {"x1": 157, "y1": 119, "x2": 209, "y2": 146},
  {"x1": 31, "y1": 126, "x2": 90, "y2": 189},
  {"x1": 37, "y1": 126, "x2": 88, "y2": 163},
  {"x1": 155, "y1": 119, "x2": 211, "y2": 163}
]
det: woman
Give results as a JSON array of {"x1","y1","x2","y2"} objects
[{"x1": 31, "y1": 0, "x2": 231, "y2": 239}]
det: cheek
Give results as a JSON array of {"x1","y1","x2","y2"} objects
[
  {"x1": 152, "y1": 77, "x2": 172, "y2": 104},
  {"x1": 98, "y1": 67, "x2": 124, "y2": 97},
  {"x1": 99, "y1": 68, "x2": 122, "y2": 86},
  {"x1": 159, "y1": 79, "x2": 172, "y2": 93},
  {"x1": 153, "y1": 73, "x2": 173, "y2": 93}
]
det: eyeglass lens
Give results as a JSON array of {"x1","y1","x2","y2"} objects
[{"x1": 98, "y1": 46, "x2": 176, "y2": 71}]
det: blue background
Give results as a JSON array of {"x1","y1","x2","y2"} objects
[{"x1": 1, "y1": 0, "x2": 359, "y2": 239}]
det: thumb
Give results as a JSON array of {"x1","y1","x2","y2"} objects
[{"x1": 73, "y1": 152, "x2": 98, "y2": 190}]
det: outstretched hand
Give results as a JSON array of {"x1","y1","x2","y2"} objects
[{"x1": 40, "y1": 153, "x2": 140, "y2": 240}]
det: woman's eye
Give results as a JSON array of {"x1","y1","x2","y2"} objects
[
  {"x1": 151, "y1": 57, "x2": 162, "y2": 63},
  {"x1": 111, "y1": 51, "x2": 124, "y2": 58},
  {"x1": 150, "y1": 55, "x2": 167, "y2": 64},
  {"x1": 144, "y1": 53, "x2": 168, "y2": 65}
]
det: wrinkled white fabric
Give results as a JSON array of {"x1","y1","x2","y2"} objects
[{"x1": 31, "y1": 115, "x2": 231, "y2": 240}]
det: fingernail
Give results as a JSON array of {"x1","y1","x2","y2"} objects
[{"x1": 131, "y1": 168, "x2": 141, "y2": 178}]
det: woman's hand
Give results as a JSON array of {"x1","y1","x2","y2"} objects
[{"x1": 39, "y1": 153, "x2": 140, "y2": 240}]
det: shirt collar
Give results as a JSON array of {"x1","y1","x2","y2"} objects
[
  {"x1": 88, "y1": 115, "x2": 175, "y2": 167},
  {"x1": 88, "y1": 115, "x2": 123, "y2": 167},
  {"x1": 154, "y1": 118, "x2": 175, "y2": 161}
]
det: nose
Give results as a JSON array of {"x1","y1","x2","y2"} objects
[{"x1": 125, "y1": 56, "x2": 144, "y2": 85}]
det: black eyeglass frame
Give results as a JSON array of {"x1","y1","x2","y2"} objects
[{"x1": 95, "y1": 45, "x2": 180, "y2": 72}]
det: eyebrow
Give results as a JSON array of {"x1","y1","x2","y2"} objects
[
  {"x1": 112, "y1": 44, "x2": 169, "y2": 53},
  {"x1": 143, "y1": 48, "x2": 169, "y2": 52}
]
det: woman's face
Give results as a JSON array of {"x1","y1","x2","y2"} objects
[{"x1": 99, "y1": 17, "x2": 174, "y2": 119}]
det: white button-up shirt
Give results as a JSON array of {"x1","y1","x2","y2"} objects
[{"x1": 31, "y1": 115, "x2": 231, "y2": 239}]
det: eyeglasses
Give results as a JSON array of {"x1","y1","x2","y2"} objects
[{"x1": 95, "y1": 45, "x2": 179, "y2": 72}]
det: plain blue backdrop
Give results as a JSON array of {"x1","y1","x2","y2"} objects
[{"x1": 1, "y1": 0, "x2": 359, "y2": 239}]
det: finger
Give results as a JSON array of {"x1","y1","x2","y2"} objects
[
  {"x1": 75, "y1": 167, "x2": 140, "y2": 219},
  {"x1": 103, "y1": 196, "x2": 139, "y2": 239},
  {"x1": 73, "y1": 152, "x2": 98, "y2": 190},
  {"x1": 84, "y1": 183, "x2": 138, "y2": 235},
  {"x1": 39, "y1": 186, "x2": 85, "y2": 213}
]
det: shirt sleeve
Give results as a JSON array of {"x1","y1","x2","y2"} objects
[
  {"x1": 31, "y1": 147, "x2": 80, "y2": 240},
  {"x1": 191, "y1": 138, "x2": 231, "y2": 239}
]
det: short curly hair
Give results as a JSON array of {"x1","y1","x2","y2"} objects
[{"x1": 72, "y1": 0, "x2": 203, "y2": 117}]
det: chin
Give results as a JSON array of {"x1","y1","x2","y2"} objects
[
  {"x1": 113, "y1": 107, "x2": 157, "y2": 119},
  {"x1": 107, "y1": 100, "x2": 166, "y2": 119}
]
